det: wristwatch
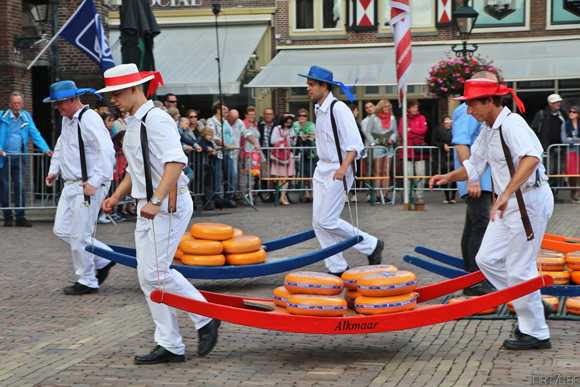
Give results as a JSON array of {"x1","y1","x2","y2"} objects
[{"x1": 151, "y1": 197, "x2": 162, "y2": 206}]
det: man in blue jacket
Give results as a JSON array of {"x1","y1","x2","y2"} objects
[{"x1": 0, "y1": 92, "x2": 52, "y2": 227}]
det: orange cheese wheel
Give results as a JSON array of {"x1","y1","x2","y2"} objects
[
  {"x1": 565, "y1": 253, "x2": 580, "y2": 271},
  {"x1": 355, "y1": 293, "x2": 417, "y2": 315},
  {"x1": 179, "y1": 239, "x2": 223, "y2": 255},
  {"x1": 272, "y1": 286, "x2": 293, "y2": 307},
  {"x1": 181, "y1": 235, "x2": 195, "y2": 243},
  {"x1": 233, "y1": 228, "x2": 243, "y2": 237},
  {"x1": 183, "y1": 231, "x2": 193, "y2": 238},
  {"x1": 284, "y1": 271, "x2": 344, "y2": 295},
  {"x1": 181, "y1": 254, "x2": 225, "y2": 266},
  {"x1": 341, "y1": 265, "x2": 399, "y2": 290},
  {"x1": 344, "y1": 289, "x2": 361, "y2": 309},
  {"x1": 190, "y1": 223, "x2": 234, "y2": 241},
  {"x1": 356, "y1": 271, "x2": 418, "y2": 297},
  {"x1": 222, "y1": 236, "x2": 262, "y2": 254},
  {"x1": 448, "y1": 296, "x2": 497, "y2": 315},
  {"x1": 539, "y1": 270, "x2": 570, "y2": 285},
  {"x1": 507, "y1": 294, "x2": 559, "y2": 313},
  {"x1": 540, "y1": 249, "x2": 565, "y2": 259},
  {"x1": 566, "y1": 296, "x2": 580, "y2": 316},
  {"x1": 536, "y1": 255, "x2": 566, "y2": 271},
  {"x1": 286, "y1": 294, "x2": 347, "y2": 317},
  {"x1": 571, "y1": 271, "x2": 580, "y2": 284},
  {"x1": 174, "y1": 249, "x2": 184, "y2": 260},
  {"x1": 225, "y1": 249, "x2": 266, "y2": 265}
]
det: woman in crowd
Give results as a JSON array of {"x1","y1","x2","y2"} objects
[
  {"x1": 366, "y1": 99, "x2": 398, "y2": 203},
  {"x1": 292, "y1": 108, "x2": 317, "y2": 203},
  {"x1": 240, "y1": 107, "x2": 263, "y2": 204},
  {"x1": 113, "y1": 110, "x2": 127, "y2": 133},
  {"x1": 399, "y1": 99, "x2": 428, "y2": 205},
  {"x1": 271, "y1": 115, "x2": 296, "y2": 205},
  {"x1": 432, "y1": 115, "x2": 456, "y2": 204},
  {"x1": 562, "y1": 105, "x2": 580, "y2": 203},
  {"x1": 186, "y1": 109, "x2": 204, "y2": 138},
  {"x1": 100, "y1": 112, "x2": 116, "y2": 141}
]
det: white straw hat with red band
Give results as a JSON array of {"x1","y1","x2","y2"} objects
[{"x1": 97, "y1": 63, "x2": 164, "y2": 98}]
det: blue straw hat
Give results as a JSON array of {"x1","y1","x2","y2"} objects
[
  {"x1": 43, "y1": 80, "x2": 102, "y2": 103},
  {"x1": 298, "y1": 66, "x2": 357, "y2": 101}
]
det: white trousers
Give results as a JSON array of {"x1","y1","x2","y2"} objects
[
  {"x1": 476, "y1": 184, "x2": 553, "y2": 340},
  {"x1": 54, "y1": 182, "x2": 112, "y2": 288},
  {"x1": 312, "y1": 162, "x2": 378, "y2": 273},
  {"x1": 406, "y1": 160, "x2": 426, "y2": 199},
  {"x1": 136, "y1": 193, "x2": 211, "y2": 355}
]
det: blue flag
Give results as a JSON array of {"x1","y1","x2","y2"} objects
[{"x1": 59, "y1": 0, "x2": 115, "y2": 73}]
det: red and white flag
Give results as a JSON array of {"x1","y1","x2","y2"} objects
[{"x1": 390, "y1": 0, "x2": 412, "y2": 106}]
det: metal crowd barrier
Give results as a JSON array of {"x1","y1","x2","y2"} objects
[{"x1": 545, "y1": 143, "x2": 580, "y2": 191}]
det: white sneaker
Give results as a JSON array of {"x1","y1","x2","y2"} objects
[
  {"x1": 365, "y1": 193, "x2": 371, "y2": 202},
  {"x1": 350, "y1": 195, "x2": 358, "y2": 203},
  {"x1": 97, "y1": 214, "x2": 111, "y2": 224}
]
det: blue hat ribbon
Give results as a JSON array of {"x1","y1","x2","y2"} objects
[
  {"x1": 334, "y1": 79, "x2": 358, "y2": 102},
  {"x1": 51, "y1": 87, "x2": 103, "y2": 101}
]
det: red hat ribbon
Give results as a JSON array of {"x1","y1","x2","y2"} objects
[
  {"x1": 498, "y1": 84, "x2": 525, "y2": 114},
  {"x1": 140, "y1": 71, "x2": 164, "y2": 98}
]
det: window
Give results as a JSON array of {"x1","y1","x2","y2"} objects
[
  {"x1": 292, "y1": 0, "x2": 344, "y2": 33},
  {"x1": 471, "y1": 0, "x2": 529, "y2": 32},
  {"x1": 547, "y1": 0, "x2": 580, "y2": 29},
  {"x1": 382, "y1": 0, "x2": 435, "y2": 29}
]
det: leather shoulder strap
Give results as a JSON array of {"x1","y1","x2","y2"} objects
[
  {"x1": 140, "y1": 107, "x2": 156, "y2": 202},
  {"x1": 498, "y1": 116, "x2": 534, "y2": 241},
  {"x1": 329, "y1": 99, "x2": 357, "y2": 191},
  {"x1": 77, "y1": 106, "x2": 90, "y2": 204}
]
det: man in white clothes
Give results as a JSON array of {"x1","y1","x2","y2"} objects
[
  {"x1": 44, "y1": 81, "x2": 116, "y2": 295},
  {"x1": 298, "y1": 66, "x2": 384, "y2": 275},
  {"x1": 430, "y1": 74, "x2": 554, "y2": 350},
  {"x1": 99, "y1": 64, "x2": 219, "y2": 364}
]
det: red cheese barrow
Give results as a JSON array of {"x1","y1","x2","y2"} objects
[{"x1": 149, "y1": 272, "x2": 553, "y2": 334}]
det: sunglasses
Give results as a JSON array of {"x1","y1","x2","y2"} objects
[
  {"x1": 298, "y1": 114, "x2": 308, "y2": 117},
  {"x1": 570, "y1": 111, "x2": 578, "y2": 114},
  {"x1": 444, "y1": 120, "x2": 452, "y2": 124},
  {"x1": 189, "y1": 115, "x2": 197, "y2": 118},
  {"x1": 167, "y1": 100, "x2": 177, "y2": 103}
]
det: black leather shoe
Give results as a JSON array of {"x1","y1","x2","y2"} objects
[
  {"x1": 224, "y1": 200, "x2": 237, "y2": 208},
  {"x1": 134, "y1": 345, "x2": 185, "y2": 365},
  {"x1": 328, "y1": 266, "x2": 349, "y2": 277},
  {"x1": 214, "y1": 200, "x2": 224, "y2": 209},
  {"x1": 503, "y1": 333, "x2": 551, "y2": 350},
  {"x1": 197, "y1": 319, "x2": 219, "y2": 357},
  {"x1": 367, "y1": 239, "x2": 384, "y2": 265},
  {"x1": 15, "y1": 218, "x2": 32, "y2": 227},
  {"x1": 4, "y1": 218, "x2": 13, "y2": 227},
  {"x1": 96, "y1": 261, "x2": 116, "y2": 285},
  {"x1": 463, "y1": 281, "x2": 496, "y2": 296},
  {"x1": 63, "y1": 282, "x2": 98, "y2": 295}
]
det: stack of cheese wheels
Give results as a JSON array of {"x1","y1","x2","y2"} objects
[
  {"x1": 565, "y1": 296, "x2": 580, "y2": 316},
  {"x1": 448, "y1": 296, "x2": 498, "y2": 315},
  {"x1": 341, "y1": 265, "x2": 399, "y2": 290},
  {"x1": 179, "y1": 223, "x2": 234, "y2": 266},
  {"x1": 566, "y1": 252, "x2": 580, "y2": 284},
  {"x1": 174, "y1": 232, "x2": 195, "y2": 260},
  {"x1": 354, "y1": 270, "x2": 418, "y2": 315},
  {"x1": 273, "y1": 286, "x2": 293, "y2": 307},
  {"x1": 281, "y1": 272, "x2": 347, "y2": 316},
  {"x1": 536, "y1": 251, "x2": 566, "y2": 271},
  {"x1": 507, "y1": 294, "x2": 559, "y2": 313},
  {"x1": 222, "y1": 235, "x2": 266, "y2": 265}
]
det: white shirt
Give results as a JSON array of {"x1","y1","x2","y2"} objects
[
  {"x1": 124, "y1": 100, "x2": 188, "y2": 200},
  {"x1": 49, "y1": 106, "x2": 115, "y2": 187},
  {"x1": 314, "y1": 92, "x2": 364, "y2": 163},
  {"x1": 464, "y1": 107, "x2": 548, "y2": 197},
  {"x1": 229, "y1": 118, "x2": 251, "y2": 148}
]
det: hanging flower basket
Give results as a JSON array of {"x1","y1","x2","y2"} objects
[{"x1": 426, "y1": 54, "x2": 504, "y2": 99}]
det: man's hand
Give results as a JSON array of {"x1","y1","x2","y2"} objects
[
  {"x1": 228, "y1": 144, "x2": 236, "y2": 151},
  {"x1": 254, "y1": 144, "x2": 262, "y2": 151},
  {"x1": 333, "y1": 166, "x2": 348, "y2": 181},
  {"x1": 467, "y1": 181, "x2": 481, "y2": 197},
  {"x1": 490, "y1": 193, "x2": 509, "y2": 221},
  {"x1": 388, "y1": 138, "x2": 395, "y2": 145},
  {"x1": 429, "y1": 174, "x2": 449, "y2": 191},
  {"x1": 102, "y1": 195, "x2": 120, "y2": 214},
  {"x1": 185, "y1": 145, "x2": 194, "y2": 153},
  {"x1": 45, "y1": 173, "x2": 56, "y2": 187},
  {"x1": 80, "y1": 181, "x2": 98, "y2": 196},
  {"x1": 45, "y1": 150, "x2": 53, "y2": 157},
  {"x1": 0, "y1": 150, "x2": 5, "y2": 157},
  {"x1": 140, "y1": 201, "x2": 161, "y2": 220},
  {"x1": 444, "y1": 144, "x2": 450, "y2": 152}
]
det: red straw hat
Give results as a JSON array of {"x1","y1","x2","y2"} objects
[
  {"x1": 453, "y1": 78, "x2": 525, "y2": 113},
  {"x1": 97, "y1": 63, "x2": 163, "y2": 98}
]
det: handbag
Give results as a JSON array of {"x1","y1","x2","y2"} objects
[
  {"x1": 270, "y1": 127, "x2": 291, "y2": 164},
  {"x1": 242, "y1": 151, "x2": 261, "y2": 177}
]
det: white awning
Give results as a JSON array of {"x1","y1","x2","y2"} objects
[
  {"x1": 112, "y1": 24, "x2": 267, "y2": 95},
  {"x1": 247, "y1": 39, "x2": 580, "y2": 88}
]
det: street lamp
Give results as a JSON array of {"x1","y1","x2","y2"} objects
[
  {"x1": 451, "y1": 0, "x2": 479, "y2": 57},
  {"x1": 14, "y1": 0, "x2": 59, "y2": 53}
]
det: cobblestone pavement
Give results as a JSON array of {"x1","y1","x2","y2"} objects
[{"x1": 1, "y1": 191, "x2": 579, "y2": 387}]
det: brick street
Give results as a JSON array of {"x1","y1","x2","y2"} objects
[{"x1": 1, "y1": 191, "x2": 579, "y2": 387}]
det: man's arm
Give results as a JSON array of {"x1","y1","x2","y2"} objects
[
  {"x1": 455, "y1": 144, "x2": 481, "y2": 197},
  {"x1": 103, "y1": 173, "x2": 132, "y2": 214},
  {"x1": 333, "y1": 151, "x2": 357, "y2": 181},
  {"x1": 140, "y1": 162, "x2": 185, "y2": 220}
]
